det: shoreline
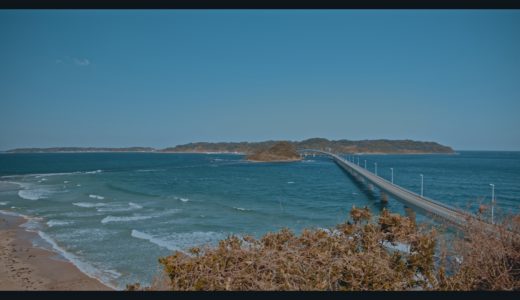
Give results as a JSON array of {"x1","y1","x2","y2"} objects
[{"x1": 0, "y1": 211, "x2": 113, "y2": 291}]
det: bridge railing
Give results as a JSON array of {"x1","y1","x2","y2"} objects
[
  {"x1": 300, "y1": 150, "x2": 477, "y2": 220},
  {"x1": 336, "y1": 155, "x2": 475, "y2": 218}
]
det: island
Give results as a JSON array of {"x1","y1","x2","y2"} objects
[
  {"x1": 246, "y1": 141, "x2": 301, "y2": 162},
  {"x1": 4, "y1": 138, "x2": 455, "y2": 155},
  {"x1": 160, "y1": 138, "x2": 454, "y2": 155}
]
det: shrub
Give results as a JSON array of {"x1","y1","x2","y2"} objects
[{"x1": 129, "y1": 207, "x2": 519, "y2": 291}]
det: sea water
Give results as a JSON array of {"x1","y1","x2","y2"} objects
[{"x1": 0, "y1": 151, "x2": 518, "y2": 289}]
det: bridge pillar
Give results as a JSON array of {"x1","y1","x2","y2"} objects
[
  {"x1": 404, "y1": 206, "x2": 416, "y2": 224},
  {"x1": 380, "y1": 191, "x2": 388, "y2": 203}
]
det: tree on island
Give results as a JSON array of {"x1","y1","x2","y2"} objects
[{"x1": 246, "y1": 141, "x2": 301, "y2": 162}]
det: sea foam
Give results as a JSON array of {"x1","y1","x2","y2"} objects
[
  {"x1": 89, "y1": 194, "x2": 105, "y2": 200},
  {"x1": 131, "y1": 230, "x2": 224, "y2": 253},
  {"x1": 101, "y1": 215, "x2": 153, "y2": 224},
  {"x1": 73, "y1": 202, "x2": 107, "y2": 208},
  {"x1": 18, "y1": 189, "x2": 51, "y2": 200},
  {"x1": 233, "y1": 207, "x2": 251, "y2": 212},
  {"x1": 131, "y1": 230, "x2": 181, "y2": 251},
  {"x1": 101, "y1": 209, "x2": 180, "y2": 224},
  {"x1": 46, "y1": 220, "x2": 74, "y2": 227},
  {"x1": 128, "y1": 202, "x2": 143, "y2": 209},
  {"x1": 36, "y1": 231, "x2": 119, "y2": 289}
]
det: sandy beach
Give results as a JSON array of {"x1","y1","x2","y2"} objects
[{"x1": 0, "y1": 213, "x2": 112, "y2": 291}]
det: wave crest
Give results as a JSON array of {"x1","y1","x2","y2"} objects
[{"x1": 73, "y1": 202, "x2": 107, "y2": 208}]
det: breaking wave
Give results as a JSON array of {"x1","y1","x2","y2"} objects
[
  {"x1": 101, "y1": 215, "x2": 153, "y2": 224},
  {"x1": 130, "y1": 229, "x2": 225, "y2": 252},
  {"x1": 18, "y1": 189, "x2": 52, "y2": 200},
  {"x1": 73, "y1": 202, "x2": 107, "y2": 208},
  {"x1": 46, "y1": 220, "x2": 74, "y2": 227}
]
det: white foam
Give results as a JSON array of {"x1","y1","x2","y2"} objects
[
  {"x1": 61, "y1": 211, "x2": 102, "y2": 218},
  {"x1": 131, "y1": 230, "x2": 181, "y2": 251},
  {"x1": 46, "y1": 220, "x2": 73, "y2": 227},
  {"x1": 64, "y1": 181, "x2": 70, "y2": 183},
  {"x1": 85, "y1": 170, "x2": 103, "y2": 174},
  {"x1": 287, "y1": 181, "x2": 295, "y2": 184},
  {"x1": 0, "y1": 209, "x2": 29, "y2": 218},
  {"x1": 73, "y1": 202, "x2": 107, "y2": 208},
  {"x1": 101, "y1": 209, "x2": 180, "y2": 224},
  {"x1": 36, "y1": 231, "x2": 118, "y2": 289},
  {"x1": 128, "y1": 202, "x2": 143, "y2": 209},
  {"x1": 0, "y1": 201, "x2": 8, "y2": 206},
  {"x1": 179, "y1": 197, "x2": 189, "y2": 202},
  {"x1": 33, "y1": 172, "x2": 77, "y2": 178},
  {"x1": 131, "y1": 230, "x2": 224, "y2": 253},
  {"x1": 20, "y1": 217, "x2": 44, "y2": 231},
  {"x1": 76, "y1": 184, "x2": 81, "y2": 187},
  {"x1": 2, "y1": 170, "x2": 103, "y2": 179},
  {"x1": 96, "y1": 202, "x2": 143, "y2": 212},
  {"x1": 18, "y1": 188, "x2": 52, "y2": 200},
  {"x1": 233, "y1": 207, "x2": 251, "y2": 211},
  {"x1": 89, "y1": 194, "x2": 105, "y2": 200},
  {"x1": 96, "y1": 206, "x2": 133, "y2": 212},
  {"x1": 101, "y1": 215, "x2": 153, "y2": 224}
]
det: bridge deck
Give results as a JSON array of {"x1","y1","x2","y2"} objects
[{"x1": 300, "y1": 150, "x2": 474, "y2": 226}]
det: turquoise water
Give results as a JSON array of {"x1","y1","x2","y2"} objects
[{"x1": 0, "y1": 151, "x2": 519, "y2": 289}]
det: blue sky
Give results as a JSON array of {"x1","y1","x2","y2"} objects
[{"x1": 1, "y1": 10, "x2": 519, "y2": 150}]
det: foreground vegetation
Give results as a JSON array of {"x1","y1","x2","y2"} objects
[{"x1": 128, "y1": 208, "x2": 519, "y2": 291}]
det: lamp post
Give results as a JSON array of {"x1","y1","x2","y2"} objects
[
  {"x1": 374, "y1": 162, "x2": 378, "y2": 176},
  {"x1": 390, "y1": 168, "x2": 394, "y2": 184},
  {"x1": 490, "y1": 183, "x2": 495, "y2": 224},
  {"x1": 420, "y1": 174, "x2": 424, "y2": 197},
  {"x1": 357, "y1": 157, "x2": 360, "y2": 166},
  {"x1": 364, "y1": 160, "x2": 367, "y2": 169}
]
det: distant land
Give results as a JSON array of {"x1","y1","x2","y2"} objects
[
  {"x1": 4, "y1": 147, "x2": 155, "y2": 153},
  {"x1": 5, "y1": 138, "x2": 455, "y2": 154},
  {"x1": 246, "y1": 141, "x2": 301, "y2": 162}
]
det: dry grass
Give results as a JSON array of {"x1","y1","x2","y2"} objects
[{"x1": 127, "y1": 207, "x2": 520, "y2": 291}]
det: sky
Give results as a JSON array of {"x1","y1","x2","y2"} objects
[{"x1": 1, "y1": 10, "x2": 519, "y2": 151}]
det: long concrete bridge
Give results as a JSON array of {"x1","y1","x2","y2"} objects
[{"x1": 299, "y1": 149, "x2": 478, "y2": 227}]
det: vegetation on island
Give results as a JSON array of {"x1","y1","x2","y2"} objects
[
  {"x1": 246, "y1": 141, "x2": 301, "y2": 162},
  {"x1": 5, "y1": 138, "x2": 454, "y2": 154},
  {"x1": 161, "y1": 138, "x2": 454, "y2": 154},
  {"x1": 127, "y1": 207, "x2": 519, "y2": 291}
]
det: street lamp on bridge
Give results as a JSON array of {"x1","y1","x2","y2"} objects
[
  {"x1": 364, "y1": 160, "x2": 367, "y2": 169},
  {"x1": 374, "y1": 162, "x2": 377, "y2": 176},
  {"x1": 390, "y1": 168, "x2": 394, "y2": 184}
]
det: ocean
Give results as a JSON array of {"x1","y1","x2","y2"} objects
[{"x1": 0, "y1": 151, "x2": 519, "y2": 289}]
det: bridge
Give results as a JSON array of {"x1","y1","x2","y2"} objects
[{"x1": 299, "y1": 149, "x2": 479, "y2": 227}]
